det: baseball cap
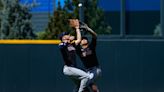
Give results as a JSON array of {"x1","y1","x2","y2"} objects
[{"x1": 58, "y1": 32, "x2": 70, "y2": 41}]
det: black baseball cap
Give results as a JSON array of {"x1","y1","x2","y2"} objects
[{"x1": 58, "y1": 32, "x2": 70, "y2": 41}]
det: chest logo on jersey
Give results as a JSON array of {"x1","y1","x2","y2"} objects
[
  {"x1": 81, "y1": 49, "x2": 92, "y2": 57},
  {"x1": 67, "y1": 46, "x2": 75, "y2": 51}
]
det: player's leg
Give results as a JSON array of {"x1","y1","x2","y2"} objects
[
  {"x1": 83, "y1": 87, "x2": 90, "y2": 92},
  {"x1": 69, "y1": 76, "x2": 80, "y2": 92},
  {"x1": 63, "y1": 66, "x2": 93, "y2": 92},
  {"x1": 87, "y1": 67, "x2": 102, "y2": 92},
  {"x1": 78, "y1": 77, "x2": 89, "y2": 92},
  {"x1": 66, "y1": 67, "x2": 93, "y2": 92},
  {"x1": 63, "y1": 65, "x2": 93, "y2": 79},
  {"x1": 71, "y1": 79, "x2": 91, "y2": 92},
  {"x1": 70, "y1": 78, "x2": 91, "y2": 92}
]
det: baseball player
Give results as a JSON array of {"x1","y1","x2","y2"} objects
[
  {"x1": 76, "y1": 23, "x2": 102, "y2": 92},
  {"x1": 58, "y1": 19, "x2": 93, "y2": 92}
]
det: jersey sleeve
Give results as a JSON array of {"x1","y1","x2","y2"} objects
[
  {"x1": 58, "y1": 42, "x2": 67, "y2": 49},
  {"x1": 58, "y1": 42, "x2": 68, "y2": 64}
]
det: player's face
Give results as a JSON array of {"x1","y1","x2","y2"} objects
[
  {"x1": 62, "y1": 35, "x2": 70, "y2": 43},
  {"x1": 81, "y1": 39, "x2": 88, "y2": 46},
  {"x1": 69, "y1": 36, "x2": 75, "y2": 42}
]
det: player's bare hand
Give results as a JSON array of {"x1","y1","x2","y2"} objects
[{"x1": 74, "y1": 19, "x2": 80, "y2": 29}]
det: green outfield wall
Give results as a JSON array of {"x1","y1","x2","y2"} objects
[{"x1": 0, "y1": 40, "x2": 164, "y2": 92}]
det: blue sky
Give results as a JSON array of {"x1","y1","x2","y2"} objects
[{"x1": 20, "y1": 0, "x2": 160, "y2": 12}]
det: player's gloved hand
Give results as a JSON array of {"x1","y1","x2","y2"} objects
[
  {"x1": 79, "y1": 21, "x2": 89, "y2": 30},
  {"x1": 79, "y1": 22, "x2": 95, "y2": 35}
]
